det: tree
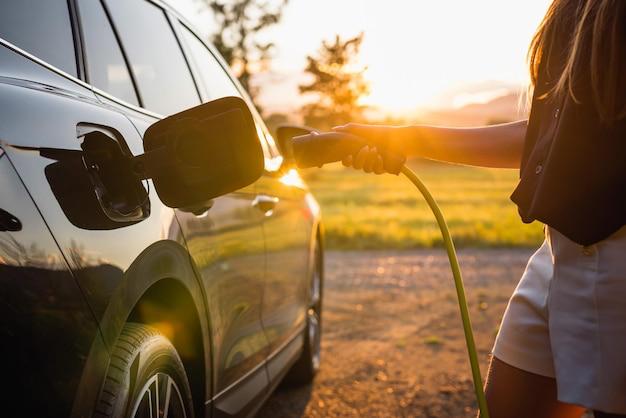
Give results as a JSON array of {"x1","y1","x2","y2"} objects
[
  {"x1": 299, "y1": 33, "x2": 370, "y2": 130},
  {"x1": 200, "y1": 0, "x2": 288, "y2": 102}
]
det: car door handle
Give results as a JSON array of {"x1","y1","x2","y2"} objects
[{"x1": 252, "y1": 195, "x2": 279, "y2": 216}]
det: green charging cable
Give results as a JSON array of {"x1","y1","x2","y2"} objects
[
  {"x1": 400, "y1": 165, "x2": 490, "y2": 418},
  {"x1": 290, "y1": 132, "x2": 490, "y2": 417}
]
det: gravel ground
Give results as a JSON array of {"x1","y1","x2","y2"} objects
[{"x1": 257, "y1": 249, "x2": 536, "y2": 418}]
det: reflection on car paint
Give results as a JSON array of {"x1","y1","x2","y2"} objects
[
  {"x1": 0, "y1": 153, "x2": 101, "y2": 417},
  {"x1": 255, "y1": 169, "x2": 313, "y2": 382},
  {"x1": 177, "y1": 193, "x2": 271, "y2": 393}
]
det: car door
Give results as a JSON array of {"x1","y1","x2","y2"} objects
[
  {"x1": 100, "y1": 1, "x2": 271, "y2": 415},
  {"x1": 253, "y1": 126, "x2": 313, "y2": 381}
]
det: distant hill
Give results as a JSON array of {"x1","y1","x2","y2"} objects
[{"x1": 420, "y1": 92, "x2": 528, "y2": 126}]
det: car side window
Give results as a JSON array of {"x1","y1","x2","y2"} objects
[
  {"x1": 179, "y1": 26, "x2": 241, "y2": 101},
  {"x1": 77, "y1": 0, "x2": 139, "y2": 106},
  {"x1": 179, "y1": 25, "x2": 280, "y2": 161},
  {"x1": 0, "y1": 0, "x2": 77, "y2": 76},
  {"x1": 105, "y1": 0, "x2": 200, "y2": 115}
]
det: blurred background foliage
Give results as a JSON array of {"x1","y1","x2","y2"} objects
[
  {"x1": 199, "y1": 0, "x2": 289, "y2": 109},
  {"x1": 302, "y1": 160, "x2": 543, "y2": 250},
  {"x1": 299, "y1": 33, "x2": 370, "y2": 130}
]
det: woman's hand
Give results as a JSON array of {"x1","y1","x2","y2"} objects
[
  {"x1": 341, "y1": 145, "x2": 387, "y2": 174},
  {"x1": 333, "y1": 123, "x2": 408, "y2": 174}
]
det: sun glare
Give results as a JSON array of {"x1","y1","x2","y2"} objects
[
  {"x1": 174, "y1": 0, "x2": 551, "y2": 115},
  {"x1": 361, "y1": 69, "x2": 449, "y2": 114},
  {"x1": 354, "y1": 0, "x2": 549, "y2": 113},
  {"x1": 279, "y1": 168, "x2": 306, "y2": 188}
]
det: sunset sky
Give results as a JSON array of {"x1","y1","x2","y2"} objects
[{"x1": 174, "y1": 0, "x2": 552, "y2": 116}]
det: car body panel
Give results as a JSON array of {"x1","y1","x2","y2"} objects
[
  {"x1": 0, "y1": 151, "x2": 101, "y2": 417},
  {"x1": 255, "y1": 169, "x2": 312, "y2": 378}
]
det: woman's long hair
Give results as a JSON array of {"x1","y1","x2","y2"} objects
[{"x1": 529, "y1": 0, "x2": 626, "y2": 122}]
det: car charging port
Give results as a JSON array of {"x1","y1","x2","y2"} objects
[{"x1": 79, "y1": 130, "x2": 150, "y2": 223}]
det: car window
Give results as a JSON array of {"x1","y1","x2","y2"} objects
[
  {"x1": 77, "y1": 0, "x2": 138, "y2": 105},
  {"x1": 0, "y1": 0, "x2": 77, "y2": 76},
  {"x1": 179, "y1": 25, "x2": 280, "y2": 161},
  {"x1": 105, "y1": 0, "x2": 200, "y2": 115},
  {"x1": 179, "y1": 26, "x2": 241, "y2": 101}
]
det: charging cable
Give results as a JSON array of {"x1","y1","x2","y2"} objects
[
  {"x1": 401, "y1": 165, "x2": 489, "y2": 418},
  {"x1": 291, "y1": 131, "x2": 490, "y2": 418}
]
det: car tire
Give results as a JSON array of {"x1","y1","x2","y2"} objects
[
  {"x1": 285, "y1": 239, "x2": 323, "y2": 385},
  {"x1": 94, "y1": 323, "x2": 194, "y2": 418}
]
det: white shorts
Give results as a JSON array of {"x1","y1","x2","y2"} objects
[{"x1": 493, "y1": 226, "x2": 626, "y2": 414}]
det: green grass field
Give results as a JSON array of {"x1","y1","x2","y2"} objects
[{"x1": 301, "y1": 159, "x2": 544, "y2": 250}]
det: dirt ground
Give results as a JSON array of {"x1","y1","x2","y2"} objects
[{"x1": 258, "y1": 249, "x2": 534, "y2": 418}]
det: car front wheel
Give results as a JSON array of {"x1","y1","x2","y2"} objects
[{"x1": 94, "y1": 323, "x2": 194, "y2": 418}]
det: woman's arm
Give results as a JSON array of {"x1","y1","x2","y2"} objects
[{"x1": 334, "y1": 120, "x2": 528, "y2": 171}]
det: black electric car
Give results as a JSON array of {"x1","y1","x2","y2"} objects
[{"x1": 0, "y1": 1, "x2": 323, "y2": 417}]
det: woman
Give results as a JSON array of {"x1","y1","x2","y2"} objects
[{"x1": 334, "y1": 1, "x2": 626, "y2": 417}]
